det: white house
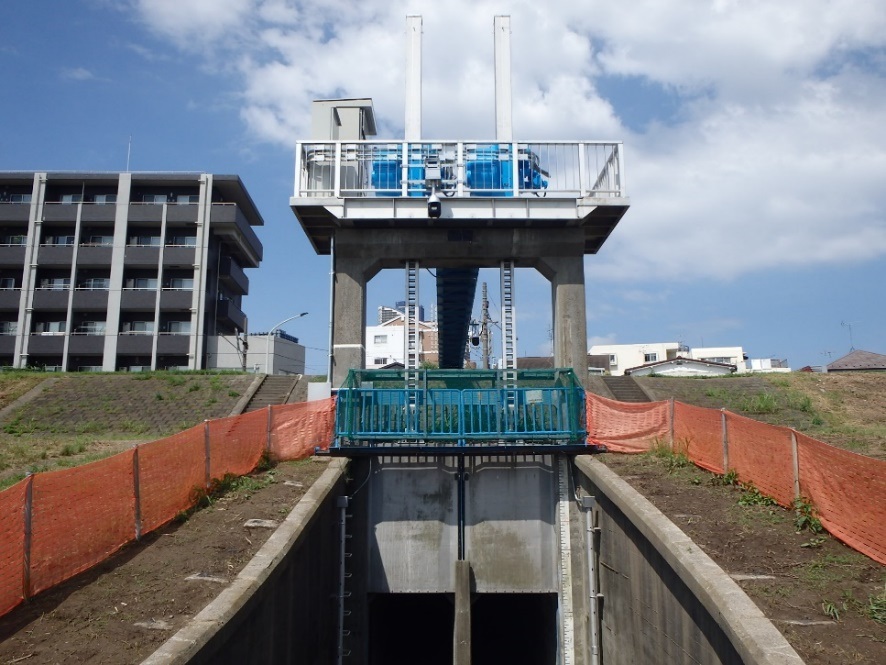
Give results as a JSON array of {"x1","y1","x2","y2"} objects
[
  {"x1": 365, "y1": 313, "x2": 439, "y2": 368},
  {"x1": 589, "y1": 342, "x2": 747, "y2": 376}
]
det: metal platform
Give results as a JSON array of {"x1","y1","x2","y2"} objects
[{"x1": 328, "y1": 368, "x2": 589, "y2": 455}]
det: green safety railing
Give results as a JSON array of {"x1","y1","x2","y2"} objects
[{"x1": 332, "y1": 368, "x2": 587, "y2": 453}]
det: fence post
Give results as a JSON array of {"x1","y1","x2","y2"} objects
[
  {"x1": 266, "y1": 405, "x2": 274, "y2": 456},
  {"x1": 22, "y1": 473, "x2": 33, "y2": 601},
  {"x1": 204, "y1": 420, "x2": 211, "y2": 489},
  {"x1": 720, "y1": 408, "x2": 729, "y2": 473},
  {"x1": 668, "y1": 397, "x2": 675, "y2": 450},
  {"x1": 791, "y1": 430, "x2": 801, "y2": 500},
  {"x1": 133, "y1": 445, "x2": 142, "y2": 541}
]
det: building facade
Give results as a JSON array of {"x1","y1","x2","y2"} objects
[
  {"x1": 589, "y1": 342, "x2": 748, "y2": 376},
  {"x1": 0, "y1": 172, "x2": 262, "y2": 371},
  {"x1": 365, "y1": 310, "x2": 439, "y2": 368}
]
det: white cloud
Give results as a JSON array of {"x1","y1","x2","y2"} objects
[
  {"x1": 61, "y1": 66, "x2": 96, "y2": 81},
  {"x1": 131, "y1": 0, "x2": 886, "y2": 282}
]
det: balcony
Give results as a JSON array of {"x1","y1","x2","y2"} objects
[
  {"x1": 0, "y1": 246, "x2": 26, "y2": 266},
  {"x1": 68, "y1": 335, "x2": 106, "y2": 354},
  {"x1": 159, "y1": 289, "x2": 193, "y2": 310},
  {"x1": 0, "y1": 336, "x2": 15, "y2": 355},
  {"x1": 0, "y1": 203, "x2": 30, "y2": 222},
  {"x1": 127, "y1": 204, "x2": 163, "y2": 223},
  {"x1": 120, "y1": 289, "x2": 157, "y2": 309},
  {"x1": 27, "y1": 335, "x2": 65, "y2": 354},
  {"x1": 209, "y1": 203, "x2": 262, "y2": 266},
  {"x1": 0, "y1": 290, "x2": 20, "y2": 310},
  {"x1": 163, "y1": 245, "x2": 196, "y2": 267},
  {"x1": 37, "y1": 245, "x2": 75, "y2": 266},
  {"x1": 124, "y1": 246, "x2": 161, "y2": 266},
  {"x1": 42, "y1": 203, "x2": 78, "y2": 222},
  {"x1": 32, "y1": 289, "x2": 70, "y2": 309},
  {"x1": 77, "y1": 245, "x2": 113, "y2": 266},
  {"x1": 215, "y1": 298, "x2": 246, "y2": 331},
  {"x1": 157, "y1": 334, "x2": 190, "y2": 354},
  {"x1": 166, "y1": 204, "x2": 199, "y2": 223},
  {"x1": 219, "y1": 255, "x2": 249, "y2": 294},
  {"x1": 72, "y1": 289, "x2": 109, "y2": 310},
  {"x1": 80, "y1": 204, "x2": 117, "y2": 223},
  {"x1": 117, "y1": 334, "x2": 153, "y2": 355}
]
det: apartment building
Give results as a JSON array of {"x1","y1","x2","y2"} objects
[
  {"x1": 0, "y1": 172, "x2": 262, "y2": 371},
  {"x1": 365, "y1": 307, "x2": 439, "y2": 368}
]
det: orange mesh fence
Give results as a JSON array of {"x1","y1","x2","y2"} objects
[
  {"x1": 270, "y1": 398, "x2": 336, "y2": 460},
  {"x1": 796, "y1": 433, "x2": 886, "y2": 566},
  {"x1": 138, "y1": 425, "x2": 206, "y2": 533},
  {"x1": 585, "y1": 393, "x2": 669, "y2": 453},
  {"x1": 208, "y1": 409, "x2": 267, "y2": 479},
  {"x1": 673, "y1": 402, "x2": 724, "y2": 474},
  {"x1": 29, "y1": 451, "x2": 135, "y2": 597},
  {"x1": 724, "y1": 412, "x2": 795, "y2": 507},
  {"x1": 0, "y1": 478, "x2": 27, "y2": 616}
]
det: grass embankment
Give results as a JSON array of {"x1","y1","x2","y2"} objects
[
  {"x1": 637, "y1": 372, "x2": 886, "y2": 459},
  {"x1": 0, "y1": 371, "x2": 255, "y2": 489}
]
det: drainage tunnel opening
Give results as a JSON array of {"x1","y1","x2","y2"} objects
[
  {"x1": 471, "y1": 593, "x2": 558, "y2": 665},
  {"x1": 368, "y1": 593, "x2": 453, "y2": 665}
]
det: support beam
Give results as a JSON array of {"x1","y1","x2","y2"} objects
[
  {"x1": 453, "y1": 560, "x2": 472, "y2": 665},
  {"x1": 331, "y1": 255, "x2": 375, "y2": 387},
  {"x1": 540, "y1": 255, "x2": 588, "y2": 387}
]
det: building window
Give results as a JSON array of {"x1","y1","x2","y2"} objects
[
  {"x1": 125, "y1": 277, "x2": 158, "y2": 290},
  {"x1": 166, "y1": 235, "x2": 197, "y2": 247},
  {"x1": 78, "y1": 277, "x2": 110, "y2": 290},
  {"x1": 142, "y1": 194, "x2": 167, "y2": 204},
  {"x1": 374, "y1": 357, "x2": 387, "y2": 365},
  {"x1": 176, "y1": 194, "x2": 200, "y2": 204},
  {"x1": 74, "y1": 321, "x2": 106, "y2": 335},
  {"x1": 43, "y1": 235, "x2": 75, "y2": 246},
  {"x1": 644, "y1": 353, "x2": 658, "y2": 363},
  {"x1": 83, "y1": 235, "x2": 113, "y2": 246},
  {"x1": 165, "y1": 321, "x2": 191, "y2": 334},
  {"x1": 127, "y1": 235, "x2": 161, "y2": 247},
  {"x1": 374, "y1": 335, "x2": 387, "y2": 344},
  {"x1": 60, "y1": 194, "x2": 83, "y2": 204},
  {"x1": 9, "y1": 194, "x2": 31, "y2": 203},
  {"x1": 34, "y1": 321, "x2": 66, "y2": 334},
  {"x1": 93, "y1": 194, "x2": 117, "y2": 205},
  {"x1": 608, "y1": 354, "x2": 618, "y2": 366},
  {"x1": 0, "y1": 322, "x2": 17, "y2": 335},
  {"x1": 1, "y1": 235, "x2": 26, "y2": 246},
  {"x1": 0, "y1": 278, "x2": 15, "y2": 290},
  {"x1": 165, "y1": 278, "x2": 194, "y2": 290},
  {"x1": 38, "y1": 278, "x2": 70, "y2": 290},
  {"x1": 123, "y1": 321, "x2": 154, "y2": 334}
]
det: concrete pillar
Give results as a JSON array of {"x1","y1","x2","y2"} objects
[
  {"x1": 331, "y1": 254, "x2": 374, "y2": 387},
  {"x1": 453, "y1": 560, "x2": 472, "y2": 665},
  {"x1": 540, "y1": 255, "x2": 588, "y2": 387}
]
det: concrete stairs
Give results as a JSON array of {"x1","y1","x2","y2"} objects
[
  {"x1": 601, "y1": 376, "x2": 652, "y2": 403},
  {"x1": 243, "y1": 375, "x2": 301, "y2": 412}
]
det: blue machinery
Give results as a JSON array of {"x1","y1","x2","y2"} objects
[{"x1": 329, "y1": 368, "x2": 589, "y2": 456}]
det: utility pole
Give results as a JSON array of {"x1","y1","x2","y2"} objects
[{"x1": 481, "y1": 282, "x2": 491, "y2": 369}]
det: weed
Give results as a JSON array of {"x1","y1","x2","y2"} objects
[
  {"x1": 811, "y1": 415, "x2": 825, "y2": 426},
  {"x1": 165, "y1": 375, "x2": 186, "y2": 387},
  {"x1": 155, "y1": 393, "x2": 164, "y2": 401},
  {"x1": 187, "y1": 383, "x2": 201, "y2": 392},
  {"x1": 710, "y1": 469, "x2": 739, "y2": 486},
  {"x1": 822, "y1": 600, "x2": 842, "y2": 621},
  {"x1": 60, "y1": 441, "x2": 87, "y2": 457},
  {"x1": 794, "y1": 496, "x2": 824, "y2": 534},
  {"x1": 737, "y1": 484, "x2": 777, "y2": 507},
  {"x1": 228, "y1": 390, "x2": 240, "y2": 398},
  {"x1": 255, "y1": 450, "x2": 275, "y2": 472},
  {"x1": 206, "y1": 397, "x2": 217, "y2": 406},
  {"x1": 800, "y1": 536, "x2": 827, "y2": 549},
  {"x1": 739, "y1": 391, "x2": 779, "y2": 414},
  {"x1": 131, "y1": 372, "x2": 152, "y2": 381},
  {"x1": 866, "y1": 589, "x2": 886, "y2": 624}
]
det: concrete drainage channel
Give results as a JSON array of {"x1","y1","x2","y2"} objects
[{"x1": 141, "y1": 456, "x2": 801, "y2": 664}]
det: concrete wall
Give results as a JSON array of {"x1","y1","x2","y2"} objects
[
  {"x1": 573, "y1": 457, "x2": 802, "y2": 665},
  {"x1": 142, "y1": 459, "x2": 348, "y2": 665}
]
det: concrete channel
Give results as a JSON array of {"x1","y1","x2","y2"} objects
[{"x1": 142, "y1": 455, "x2": 802, "y2": 664}]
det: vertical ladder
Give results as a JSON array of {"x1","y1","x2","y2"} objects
[
  {"x1": 404, "y1": 260, "x2": 420, "y2": 388},
  {"x1": 336, "y1": 496, "x2": 352, "y2": 664},
  {"x1": 500, "y1": 260, "x2": 517, "y2": 385},
  {"x1": 557, "y1": 456, "x2": 576, "y2": 665}
]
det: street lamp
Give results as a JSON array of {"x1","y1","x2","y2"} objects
[{"x1": 265, "y1": 312, "x2": 308, "y2": 375}]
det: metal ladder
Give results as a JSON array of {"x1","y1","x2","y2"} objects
[
  {"x1": 500, "y1": 260, "x2": 517, "y2": 387},
  {"x1": 336, "y1": 496, "x2": 352, "y2": 664},
  {"x1": 404, "y1": 260, "x2": 420, "y2": 388}
]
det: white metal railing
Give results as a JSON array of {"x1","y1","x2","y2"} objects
[{"x1": 293, "y1": 140, "x2": 625, "y2": 199}]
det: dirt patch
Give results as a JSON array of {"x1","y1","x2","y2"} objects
[
  {"x1": 0, "y1": 457, "x2": 331, "y2": 664},
  {"x1": 602, "y1": 451, "x2": 886, "y2": 664}
]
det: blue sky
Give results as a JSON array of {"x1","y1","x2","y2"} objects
[{"x1": 2, "y1": 0, "x2": 885, "y2": 374}]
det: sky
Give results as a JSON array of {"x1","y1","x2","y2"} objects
[{"x1": 2, "y1": 0, "x2": 885, "y2": 374}]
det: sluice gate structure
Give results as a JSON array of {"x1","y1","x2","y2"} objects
[{"x1": 141, "y1": 15, "x2": 796, "y2": 665}]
